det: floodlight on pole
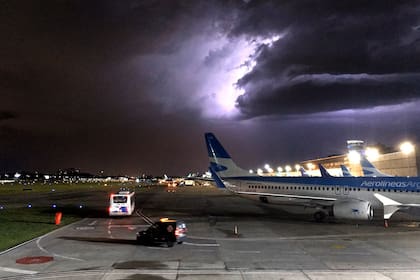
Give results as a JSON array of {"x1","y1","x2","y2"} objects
[
  {"x1": 348, "y1": 150, "x2": 361, "y2": 164},
  {"x1": 277, "y1": 167, "x2": 283, "y2": 173},
  {"x1": 257, "y1": 168, "x2": 263, "y2": 175},
  {"x1": 295, "y1": 164, "x2": 300, "y2": 171},
  {"x1": 285, "y1": 165, "x2": 292, "y2": 172},
  {"x1": 249, "y1": 169, "x2": 254, "y2": 174},
  {"x1": 365, "y1": 147, "x2": 379, "y2": 161},
  {"x1": 264, "y1": 164, "x2": 270, "y2": 171},
  {"x1": 400, "y1": 141, "x2": 415, "y2": 155},
  {"x1": 306, "y1": 163, "x2": 314, "y2": 170}
]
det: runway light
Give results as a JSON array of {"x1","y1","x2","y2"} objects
[
  {"x1": 400, "y1": 141, "x2": 415, "y2": 155},
  {"x1": 348, "y1": 151, "x2": 361, "y2": 164},
  {"x1": 52, "y1": 204, "x2": 57, "y2": 208},
  {"x1": 27, "y1": 203, "x2": 32, "y2": 208},
  {"x1": 79, "y1": 205, "x2": 83, "y2": 209},
  {"x1": 0, "y1": 205, "x2": 4, "y2": 210}
]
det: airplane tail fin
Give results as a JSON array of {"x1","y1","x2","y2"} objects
[
  {"x1": 205, "y1": 133, "x2": 250, "y2": 179},
  {"x1": 360, "y1": 155, "x2": 391, "y2": 177},
  {"x1": 299, "y1": 167, "x2": 310, "y2": 177},
  {"x1": 340, "y1": 165, "x2": 353, "y2": 177},
  {"x1": 319, "y1": 164, "x2": 333, "y2": 177}
]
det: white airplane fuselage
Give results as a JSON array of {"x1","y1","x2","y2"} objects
[
  {"x1": 205, "y1": 132, "x2": 420, "y2": 223},
  {"x1": 222, "y1": 176, "x2": 420, "y2": 209}
]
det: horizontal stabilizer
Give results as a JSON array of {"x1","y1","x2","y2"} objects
[{"x1": 208, "y1": 166, "x2": 226, "y2": 189}]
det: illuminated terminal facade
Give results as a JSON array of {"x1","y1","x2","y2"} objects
[{"x1": 300, "y1": 140, "x2": 419, "y2": 177}]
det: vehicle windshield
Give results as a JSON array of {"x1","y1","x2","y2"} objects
[{"x1": 113, "y1": 196, "x2": 127, "y2": 203}]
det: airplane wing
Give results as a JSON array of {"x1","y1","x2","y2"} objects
[{"x1": 374, "y1": 193, "x2": 420, "y2": 219}]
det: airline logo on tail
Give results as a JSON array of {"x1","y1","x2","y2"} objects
[
  {"x1": 360, "y1": 155, "x2": 392, "y2": 177},
  {"x1": 205, "y1": 133, "x2": 250, "y2": 178},
  {"x1": 341, "y1": 165, "x2": 353, "y2": 177},
  {"x1": 319, "y1": 164, "x2": 333, "y2": 178}
]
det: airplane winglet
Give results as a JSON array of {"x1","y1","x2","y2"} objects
[
  {"x1": 373, "y1": 193, "x2": 401, "y2": 206},
  {"x1": 374, "y1": 193, "x2": 402, "y2": 220}
]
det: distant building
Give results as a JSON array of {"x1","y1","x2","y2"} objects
[{"x1": 301, "y1": 141, "x2": 419, "y2": 177}]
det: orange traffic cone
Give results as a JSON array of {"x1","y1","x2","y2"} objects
[{"x1": 55, "y1": 212, "x2": 62, "y2": 225}]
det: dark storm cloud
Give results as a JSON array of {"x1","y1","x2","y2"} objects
[
  {"x1": 2, "y1": 0, "x2": 420, "y2": 175},
  {"x1": 231, "y1": 1, "x2": 420, "y2": 118},
  {"x1": 0, "y1": 0, "x2": 241, "y2": 174},
  {"x1": 1, "y1": 0, "x2": 222, "y2": 126},
  {"x1": 237, "y1": 73, "x2": 420, "y2": 116}
]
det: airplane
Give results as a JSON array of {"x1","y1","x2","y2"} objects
[
  {"x1": 205, "y1": 132, "x2": 420, "y2": 226},
  {"x1": 340, "y1": 165, "x2": 353, "y2": 177},
  {"x1": 360, "y1": 155, "x2": 392, "y2": 177}
]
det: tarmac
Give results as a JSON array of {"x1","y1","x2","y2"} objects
[{"x1": 1, "y1": 185, "x2": 420, "y2": 279}]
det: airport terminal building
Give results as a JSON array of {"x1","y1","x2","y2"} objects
[{"x1": 300, "y1": 140, "x2": 419, "y2": 177}]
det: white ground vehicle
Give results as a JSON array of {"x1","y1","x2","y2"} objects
[
  {"x1": 183, "y1": 180, "x2": 195, "y2": 186},
  {"x1": 109, "y1": 191, "x2": 135, "y2": 216}
]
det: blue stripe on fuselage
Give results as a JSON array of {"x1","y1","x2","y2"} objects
[{"x1": 221, "y1": 176, "x2": 420, "y2": 191}]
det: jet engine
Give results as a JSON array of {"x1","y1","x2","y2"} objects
[{"x1": 333, "y1": 200, "x2": 374, "y2": 220}]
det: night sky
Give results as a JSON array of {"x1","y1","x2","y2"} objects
[{"x1": 1, "y1": 0, "x2": 420, "y2": 176}]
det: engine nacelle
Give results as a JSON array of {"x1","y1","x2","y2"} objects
[{"x1": 333, "y1": 200, "x2": 374, "y2": 221}]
